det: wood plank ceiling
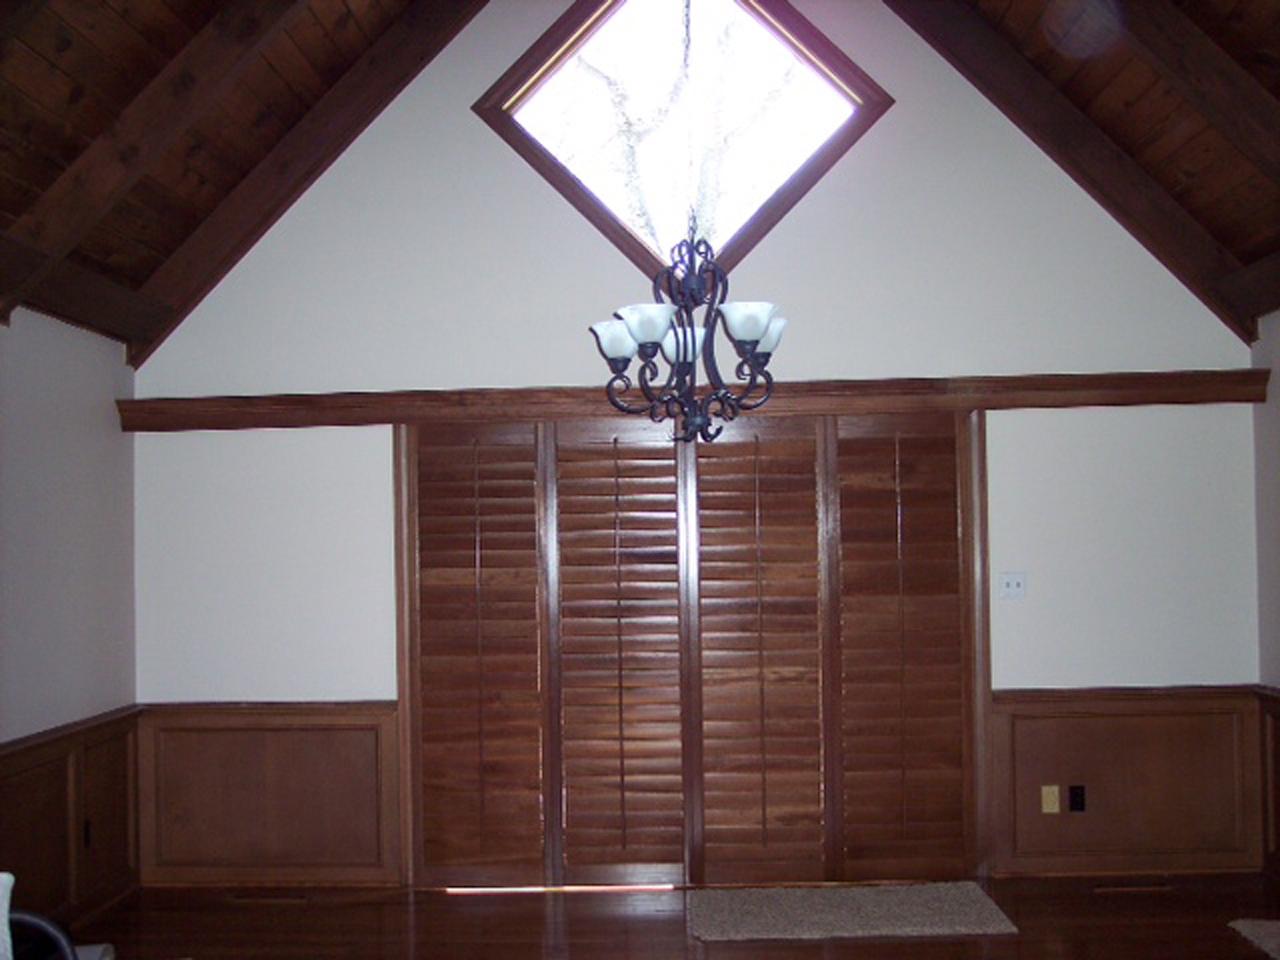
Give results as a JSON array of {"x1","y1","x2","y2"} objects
[
  {"x1": 0, "y1": 0, "x2": 1275, "y2": 363},
  {"x1": 0, "y1": 0, "x2": 486, "y2": 365},
  {"x1": 887, "y1": 0, "x2": 1280, "y2": 342}
]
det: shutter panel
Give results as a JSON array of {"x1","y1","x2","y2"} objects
[
  {"x1": 837, "y1": 414, "x2": 966, "y2": 878},
  {"x1": 698, "y1": 419, "x2": 824, "y2": 882},
  {"x1": 556, "y1": 422, "x2": 684, "y2": 882},
  {"x1": 416, "y1": 423, "x2": 544, "y2": 883}
]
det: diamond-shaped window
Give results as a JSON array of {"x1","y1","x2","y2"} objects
[{"x1": 475, "y1": 0, "x2": 892, "y2": 276}]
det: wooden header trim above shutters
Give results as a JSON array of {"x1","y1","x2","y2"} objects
[{"x1": 117, "y1": 369, "x2": 1267, "y2": 432}]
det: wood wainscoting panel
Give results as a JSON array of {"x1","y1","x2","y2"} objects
[
  {"x1": 990, "y1": 688, "x2": 1262, "y2": 876},
  {"x1": 138, "y1": 703, "x2": 400, "y2": 885},
  {"x1": 0, "y1": 707, "x2": 138, "y2": 922},
  {"x1": 0, "y1": 750, "x2": 73, "y2": 915},
  {"x1": 1260, "y1": 688, "x2": 1280, "y2": 878},
  {"x1": 78, "y1": 724, "x2": 136, "y2": 907}
]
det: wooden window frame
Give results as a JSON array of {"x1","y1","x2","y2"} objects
[{"x1": 472, "y1": 0, "x2": 894, "y2": 278}]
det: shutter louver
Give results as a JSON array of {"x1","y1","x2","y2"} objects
[
  {"x1": 837, "y1": 414, "x2": 966, "y2": 878},
  {"x1": 556, "y1": 424, "x2": 684, "y2": 882},
  {"x1": 698, "y1": 420, "x2": 824, "y2": 882},
  {"x1": 416, "y1": 423, "x2": 544, "y2": 883}
]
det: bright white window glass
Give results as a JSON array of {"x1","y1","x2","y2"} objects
[{"x1": 513, "y1": 0, "x2": 856, "y2": 261}]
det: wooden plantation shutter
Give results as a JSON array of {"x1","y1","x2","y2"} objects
[
  {"x1": 554, "y1": 421, "x2": 685, "y2": 882},
  {"x1": 836, "y1": 414, "x2": 967, "y2": 878},
  {"x1": 698, "y1": 418, "x2": 825, "y2": 882},
  {"x1": 408, "y1": 413, "x2": 973, "y2": 885},
  {"x1": 415, "y1": 423, "x2": 544, "y2": 883}
]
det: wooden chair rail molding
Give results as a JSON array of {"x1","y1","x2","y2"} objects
[{"x1": 117, "y1": 368, "x2": 1268, "y2": 432}]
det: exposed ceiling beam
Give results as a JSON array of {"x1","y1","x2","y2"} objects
[
  {"x1": 883, "y1": 0, "x2": 1257, "y2": 344},
  {"x1": 0, "y1": 0, "x2": 308, "y2": 322},
  {"x1": 0, "y1": 233, "x2": 173, "y2": 344},
  {"x1": 1219, "y1": 251, "x2": 1280, "y2": 322},
  {"x1": 130, "y1": 0, "x2": 490, "y2": 368},
  {"x1": 1122, "y1": 1, "x2": 1280, "y2": 184}
]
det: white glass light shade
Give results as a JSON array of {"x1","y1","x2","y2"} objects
[
  {"x1": 660, "y1": 325, "x2": 706, "y2": 364},
  {"x1": 590, "y1": 319, "x2": 638, "y2": 361},
  {"x1": 615, "y1": 303, "x2": 677, "y2": 344},
  {"x1": 719, "y1": 301, "x2": 778, "y2": 343},
  {"x1": 757, "y1": 315, "x2": 788, "y2": 353}
]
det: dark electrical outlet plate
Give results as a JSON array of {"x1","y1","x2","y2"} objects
[{"x1": 1068, "y1": 785, "x2": 1086, "y2": 812}]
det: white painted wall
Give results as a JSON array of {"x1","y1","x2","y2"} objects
[
  {"x1": 132, "y1": 0, "x2": 1259, "y2": 698},
  {"x1": 989, "y1": 405, "x2": 1258, "y2": 688},
  {"x1": 1255, "y1": 315, "x2": 1280, "y2": 686},
  {"x1": 0, "y1": 310, "x2": 135, "y2": 741},
  {"x1": 134, "y1": 427, "x2": 396, "y2": 701}
]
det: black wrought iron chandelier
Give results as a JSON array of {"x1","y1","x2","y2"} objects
[{"x1": 589, "y1": 221, "x2": 787, "y2": 442}]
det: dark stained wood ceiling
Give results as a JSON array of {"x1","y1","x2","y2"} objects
[
  {"x1": 0, "y1": 0, "x2": 1276, "y2": 362},
  {"x1": 888, "y1": 0, "x2": 1280, "y2": 342},
  {"x1": 0, "y1": 0, "x2": 486, "y2": 365}
]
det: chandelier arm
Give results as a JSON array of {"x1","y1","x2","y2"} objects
[
  {"x1": 734, "y1": 361, "x2": 774, "y2": 411},
  {"x1": 701, "y1": 308, "x2": 729, "y2": 392},
  {"x1": 605, "y1": 373, "x2": 653, "y2": 415},
  {"x1": 640, "y1": 355, "x2": 678, "y2": 407},
  {"x1": 699, "y1": 391, "x2": 735, "y2": 441}
]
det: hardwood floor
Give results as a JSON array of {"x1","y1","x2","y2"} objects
[{"x1": 75, "y1": 875, "x2": 1280, "y2": 959}]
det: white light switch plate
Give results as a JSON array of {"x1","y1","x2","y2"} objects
[{"x1": 998, "y1": 571, "x2": 1027, "y2": 600}]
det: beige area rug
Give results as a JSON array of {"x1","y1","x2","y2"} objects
[
  {"x1": 687, "y1": 881, "x2": 1018, "y2": 941},
  {"x1": 1232, "y1": 920, "x2": 1280, "y2": 958}
]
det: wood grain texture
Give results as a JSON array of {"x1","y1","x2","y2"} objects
[
  {"x1": 0, "y1": 0, "x2": 307, "y2": 316},
  {"x1": 0, "y1": 706, "x2": 139, "y2": 922},
  {"x1": 836, "y1": 413, "x2": 968, "y2": 880},
  {"x1": 886, "y1": 0, "x2": 1255, "y2": 341},
  {"x1": 1259, "y1": 686, "x2": 1280, "y2": 878},
  {"x1": 1121, "y1": 0, "x2": 1280, "y2": 183},
  {"x1": 78, "y1": 727, "x2": 136, "y2": 907},
  {"x1": 1219, "y1": 250, "x2": 1280, "y2": 321},
  {"x1": 68, "y1": 874, "x2": 1280, "y2": 959},
  {"x1": 698, "y1": 418, "x2": 825, "y2": 882},
  {"x1": 132, "y1": 0, "x2": 489, "y2": 366},
  {"x1": 0, "y1": 231, "x2": 173, "y2": 342},
  {"x1": 394, "y1": 424, "x2": 418, "y2": 887},
  {"x1": 137, "y1": 703, "x2": 400, "y2": 885},
  {"x1": 414, "y1": 424, "x2": 545, "y2": 885},
  {"x1": 537, "y1": 422, "x2": 566, "y2": 885},
  {"x1": 989, "y1": 687, "x2": 1263, "y2": 876},
  {"x1": 959, "y1": 410, "x2": 991, "y2": 877},
  {"x1": 0, "y1": 750, "x2": 73, "y2": 914},
  {"x1": 556, "y1": 424, "x2": 684, "y2": 883},
  {"x1": 116, "y1": 369, "x2": 1269, "y2": 432}
]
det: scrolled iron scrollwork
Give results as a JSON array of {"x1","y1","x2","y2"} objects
[{"x1": 591, "y1": 215, "x2": 782, "y2": 442}]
